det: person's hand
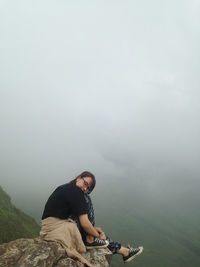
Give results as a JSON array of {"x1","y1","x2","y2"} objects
[
  {"x1": 95, "y1": 227, "x2": 103, "y2": 233},
  {"x1": 99, "y1": 232, "x2": 106, "y2": 240},
  {"x1": 95, "y1": 227, "x2": 106, "y2": 240}
]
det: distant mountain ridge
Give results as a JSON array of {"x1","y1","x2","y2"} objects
[{"x1": 0, "y1": 186, "x2": 40, "y2": 244}]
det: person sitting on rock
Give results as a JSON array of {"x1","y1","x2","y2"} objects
[{"x1": 41, "y1": 171, "x2": 143, "y2": 264}]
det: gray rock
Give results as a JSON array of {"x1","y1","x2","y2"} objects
[{"x1": 0, "y1": 237, "x2": 112, "y2": 267}]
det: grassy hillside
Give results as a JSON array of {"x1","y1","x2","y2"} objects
[{"x1": 0, "y1": 186, "x2": 40, "y2": 244}]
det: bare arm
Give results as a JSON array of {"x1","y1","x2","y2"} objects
[{"x1": 79, "y1": 214, "x2": 100, "y2": 238}]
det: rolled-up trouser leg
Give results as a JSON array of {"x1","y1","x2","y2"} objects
[{"x1": 106, "y1": 236, "x2": 122, "y2": 254}]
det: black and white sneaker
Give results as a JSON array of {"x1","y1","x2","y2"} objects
[
  {"x1": 85, "y1": 238, "x2": 109, "y2": 249},
  {"x1": 123, "y1": 245, "x2": 143, "y2": 263}
]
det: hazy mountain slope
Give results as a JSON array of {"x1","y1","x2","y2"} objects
[
  {"x1": 0, "y1": 186, "x2": 40, "y2": 244},
  {"x1": 94, "y1": 187, "x2": 200, "y2": 267},
  {"x1": 5, "y1": 179, "x2": 199, "y2": 267}
]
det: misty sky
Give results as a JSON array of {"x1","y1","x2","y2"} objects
[{"x1": 0, "y1": 0, "x2": 200, "y2": 217}]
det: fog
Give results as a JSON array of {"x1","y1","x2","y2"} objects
[{"x1": 0, "y1": 0, "x2": 200, "y2": 221}]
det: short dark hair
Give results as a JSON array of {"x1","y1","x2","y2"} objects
[{"x1": 75, "y1": 171, "x2": 96, "y2": 193}]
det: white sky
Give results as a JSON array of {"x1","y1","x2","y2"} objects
[{"x1": 0, "y1": 0, "x2": 200, "y2": 214}]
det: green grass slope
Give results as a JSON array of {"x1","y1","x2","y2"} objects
[{"x1": 0, "y1": 186, "x2": 40, "y2": 244}]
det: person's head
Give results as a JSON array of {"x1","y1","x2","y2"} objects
[{"x1": 75, "y1": 171, "x2": 96, "y2": 194}]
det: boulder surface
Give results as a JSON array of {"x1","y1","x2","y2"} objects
[{"x1": 0, "y1": 237, "x2": 112, "y2": 267}]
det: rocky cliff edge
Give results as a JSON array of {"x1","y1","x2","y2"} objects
[{"x1": 0, "y1": 237, "x2": 112, "y2": 267}]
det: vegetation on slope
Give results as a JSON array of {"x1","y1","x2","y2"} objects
[{"x1": 0, "y1": 186, "x2": 40, "y2": 244}]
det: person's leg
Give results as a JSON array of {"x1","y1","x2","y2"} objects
[
  {"x1": 117, "y1": 246, "x2": 130, "y2": 256},
  {"x1": 69, "y1": 195, "x2": 108, "y2": 248},
  {"x1": 68, "y1": 214, "x2": 88, "y2": 242},
  {"x1": 81, "y1": 194, "x2": 95, "y2": 242},
  {"x1": 106, "y1": 236, "x2": 121, "y2": 255},
  {"x1": 106, "y1": 236, "x2": 143, "y2": 263}
]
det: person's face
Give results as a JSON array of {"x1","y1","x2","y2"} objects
[{"x1": 76, "y1": 177, "x2": 93, "y2": 194}]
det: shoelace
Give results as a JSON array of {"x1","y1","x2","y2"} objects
[
  {"x1": 94, "y1": 238, "x2": 105, "y2": 244},
  {"x1": 127, "y1": 244, "x2": 137, "y2": 254},
  {"x1": 127, "y1": 244, "x2": 133, "y2": 249}
]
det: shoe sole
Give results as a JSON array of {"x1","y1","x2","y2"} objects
[
  {"x1": 124, "y1": 246, "x2": 143, "y2": 263},
  {"x1": 86, "y1": 241, "x2": 109, "y2": 250}
]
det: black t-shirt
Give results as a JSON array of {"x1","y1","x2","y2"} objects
[{"x1": 42, "y1": 180, "x2": 88, "y2": 220}]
